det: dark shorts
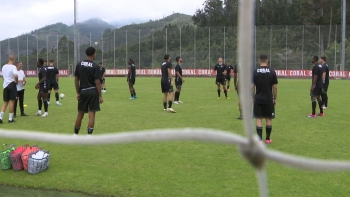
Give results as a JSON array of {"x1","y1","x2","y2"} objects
[
  {"x1": 39, "y1": 89, "x2": 49, "y2": 94},
  {"x1": 161, "y1": 82, "x2": 173, "y2": 93},
  {"x1": 216, "y1": 78, "x2": 226, "y2": 85},
  {"x1": 128, "y1": 78, "x2": 135, "y2": 86},
  {"x1": 3, "y1": 82, "x2": 17, "y2": 101},
  {"x1": 78, "y1": 88, "x2": 100, "y2": 113},
  {"x1": 49, "y1": 81, "x2": 59, "y2": 90},
  {"x1": 175, "y1": 80, "x2": 182, "y2": 88},
  {"x1": 322, "y1": 83, "x2": 329, "y2": 93},
  {"x1": 254, "y1": 102, "x2": 275, "y2": 119},
  {"x1": 225, "y1": 76, "x2": 231, "y2": 81},
  {"x1": 101, "y1": 78, "x2": 105, "y2": 84},
  {"x1": 310, "y1": 86, "x2": 322, "y2": 97}
]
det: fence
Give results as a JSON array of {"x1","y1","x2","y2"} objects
[{"x1": 0, "y1": 25, "x2": 348, "y2": 72}]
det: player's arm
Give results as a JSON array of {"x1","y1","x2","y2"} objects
[
  {"x1": 55, "y1": 68, "x2": 59, "y2": 83},
  {"x1": 167, "y1": 67, "x2": 173, "y2": 84},
  {"x1": 127, "y1": 66, "x2": 131, "y2": 82},
  {"x1": 13, "y1": 68, "x2": 18, "y2": 84},
  {"x1": 102, "y1": 69, "x2": 106, "y2": 79},
  {"x1": 311, "y1": 67, "x2": 318, "y2": 91},
  {"x1": 94, "y1": 65, "x2": 103, "y2": 103},
  {"x1": 322, "y1": 66, "x2": 326, "y2": 83},
  {"x1": 272, "y1": 72, "x2": 278, "y2": 105},
  {"x1": 74, "y1": 76, "x2": 79, "y2": 94},
  {"x1": 175, "y1": 66, "x2": 183, "y2": 81}
]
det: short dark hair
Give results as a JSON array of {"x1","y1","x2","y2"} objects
[
  {"x1": 175, "y1": 56, "x2": 180, "y2": 62},
  {"x1": 129, "y1": 59, "x2": 134, "y2": 64},
  {"x1": 86, "y1": 47, "x2": 96, "y2": 57},
  {"x1": 312, "y1": 56, "x2": 319, "y2": 62},
  {"x1": 320, "y1": 56, "x2": 326, "y2": 61},
  {"x1": 99, "y1": 63, "x2": 102, "y2": 65},
  {"x1": 227, "y1": 61, "x2": 230, "y2": 63},
  {"x1": 49, "y1": 60, "x2": 54, "y2": 63},
  {"x1": 259, "y1": 54, "x2": 268, "y2": 62},
  {"x1": 44, "y1": 60, "x2": 47, "y2": 62},
  {"x1": 164, "y1": 54, "x2": 170, "y2": 61},
  {"x1": 38, "y1": 58, "x2": 44, "y2": 65},
  {"x1": 15, "y1": 61, "x2": 22, "y2": 66}
]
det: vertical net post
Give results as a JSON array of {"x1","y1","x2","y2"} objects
[
  {"x1": 17, "y1": 36, "x2": 19, "y2": 61},
  {"x1": 26, "y1": 36, "x2": 29, "y2": 70},
  {"x1": 209, "y1": 27, "x2": 211, "y2": 69},
  {"x1": 224, "y1": 26, "x2": 226, "y2": 62},
  {"x1": 285, "y1": 26, "x2": 288, "y2": 70},
  {"x1": 101, "y1": 32, "x2": 104, "y2": 65},
  {"x1": 139, "y1": 29, "x2": 141, "y2": 69},
  {"x1": 57, "y1": 34, "x2": 59, "y2": 69},
  {"x1": 302, "y1": 25, "x2": 304, "y2": 70},
  {"x1": 180, "y1": 27, "x2": 182, "y2": 58},
  {"x1": 126, "y1": 30, "x2": 128, "y2": 69},
  {"x1": 46, "y1": 35, "x2": 49, "y2": 62},
  {"x1": 8, "y1": 38, "x2": 10, "y2": 55},
  {"x1": 166, "y1": 28, "x2": 168, "y2": 54},
  {"x1": 194, "y1": 28, "x2": 196, "y2": 69},
  {"x1": 269, "y1": 26, "x2": 272, "y2": 68},
  {"x1": 114, "y1": 30, "x2": 116, "y2": 69}
]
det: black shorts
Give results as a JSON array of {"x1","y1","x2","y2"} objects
[
  {"x1": 128, "y1": 78, "x2": 135, "y2": 86},
  {"x1": 101, "y1": 78, "x2": 105, "y2": 84},
  {"x1": 39, "y1": 88, "x2": 49, "y2": 94},
  {"x1": 49, "y1": 81, "x2": 59, "y2": 90},
  {"x1": 225, "y1": 76, "x2": 231, "y2": 81},
  {"x1": 216, "y1": 78, "x2": 226, "y2": 85},
  {"x1": 3, "y1": 82, "x2": 17, "y2": 101},
  {"x1": 78, "y1": 88, "x2": 100, "y2": 113},
  {"x1": 254, "y1": 102, "x2": 275, "y2": 119},
  {"x1": 175, "y1": 80, "x2": 182, "y2": 88},
  {"x1": 310, "y1": 86, "x2": 322, "y2": 97},
  {"x1": 322, "y1": 83, "x2": 329, "y2": 93},
  {"x1": 161, "y1": 82, "x2": 173, "y2": 93}
]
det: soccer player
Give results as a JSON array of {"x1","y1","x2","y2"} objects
[
  {"x1": 46, "y1": 60, "x2": 62, "y2": 106},
  {"x1": 35, "y1": 59, "x2": 49, "y2": 117},
  {"x1": 127, "y1": 59, "x2": 137, "y2": 99},
  {"x1": 99, "y1": 63, "x2": 106, "y2": 93},
  {"x1": 320, "y1": 56, "x2": 329, "y2": 109},
  {"x1": 73, "y1": 47, "x2": 103, "y2": 136},
  {"x1": 253, "y1": 54, "x2": 278, "y2": 144},
  {"x1": 161, "y1": 54, "x2": 176, "y2": 113},
  {"x1": 225, "y1": 61, "x2": 234, "y2": 92},
  {"x1": 307, "y1": 56, "x2": 324, "y2": 118},
  {"x1": 174, "y1": 56, "x2": 184, "y2": 104},
  {"x1": 43, "y1": 60, "x2": 47, "y2": 67},
  {"x1": 234, "y1": 63, "x2": 243, "y2": 119},
  {"x1": 209, "y1": 57, "x2": 229, "y2": 99},
  {"x1": 14, "y1": 61, "x2": 28, "y2": 118},
  {"x1": 0, "y1": 55, "x2": 18, "y2": 123}
]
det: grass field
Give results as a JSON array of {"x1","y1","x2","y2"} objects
[{"x1": 0, "y1": 77, "x2": 350, "y2": 197}]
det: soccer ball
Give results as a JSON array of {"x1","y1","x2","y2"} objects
[{"x1": 59, "y1": 93, "x2": 65, "y2": 99}]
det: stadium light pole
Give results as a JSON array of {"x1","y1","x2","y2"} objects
[
  {"x1": 27, "y1": 36, "x2": 29, "y2": 70},
  {"x1": 74, "y1": 0, "x2": 77, "y2": 70},
  {"x1": 341, "y1": 0, "x2": 346, "y2": 71}
]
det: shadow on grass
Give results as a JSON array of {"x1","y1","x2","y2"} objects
[{"x1": 0, "y1": 185, "x2": 99, "y2": 197}]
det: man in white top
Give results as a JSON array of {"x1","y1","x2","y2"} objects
[
  {"x1": 14, "y1": 61, "x2": 28, "y2": 118},
  {"x1": 0, "y1": 55, "x2": 18, "y2": 123}
]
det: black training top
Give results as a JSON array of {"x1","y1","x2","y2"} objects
[
  {"x1": 253, "y1": 66, "x2": 278, "y2": 104},
  {"x1": 312, "y1": 63, "x2": 323, "y2": 87},
  {"x1": 161, "y1": 61, "x2": 172, "y2": 83},
  {"x1": 38, "y1": 66, "x2": 48, "y2": 89},
  {"x1": 100, "y1": 66, "x2": 105, "y2": 79},
  {"x1": 129, "y1": 64, "x2": 136, "y2": 79},
  {"x1": 175, "y1": 64, "x2": 182, "y2": 81},
  {"x1": 214, "y1": 64, "x2": 227, "y2": 79},
  {"x1": 226, "y1": 65, "x2": 234, "y2": 77},
  {"x1": 74, "y1": 60, "x2": 101, "y2": 91},
  {"x1": 46, "y1": 66, "x2": 59, "y2": 82},
  {"x1": 322, "y1": 63, "x2": 330, "y2": 84}
]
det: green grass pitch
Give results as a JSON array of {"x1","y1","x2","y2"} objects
[{"x1": 0, "y1": 77, "x2": 350, "y2": 197}]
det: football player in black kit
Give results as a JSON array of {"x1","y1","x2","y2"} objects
[
  {"x1": 225, "y1": 61, "x2": 234, "y2": 92},
  {"x1": 127, "y1": 59, "x2": 137, "y2": 100},
  {"x1": 161, "y1": 54, "x2": 176, "y2": 113},
  {"x1": 174, "y1": 56, "x2": 184, "y2": 104},
  {"x1": 320, "y1": 56, "x2": 329, "y2": 109},
  {"x1": 307, "y1": 56, "x2": 324, "y2": 118},
  {"x1": 35, "y1": 59, "x2": 49, "y2": 117},
  {"x1": 253, "y1": 55, "x2": 278, "y2": 144},
  {"x1": 209, "y1": 57, "x2": 229, "y2": 99},
  {"x1": 99, "y1": 63, "x2": 106, "y2": 93},
  {"x1": 46, "y1": 60, "x2": 62, "y2": 106},
  {"x1": 73, "y1": 47, "x2": 103, "y2": 136}
]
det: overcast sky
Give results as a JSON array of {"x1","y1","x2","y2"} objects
[{"x1": 1, "y1": 0, "x2": 204, "y2": 41}]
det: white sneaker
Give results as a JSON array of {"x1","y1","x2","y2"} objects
[
  {"x1": 174, "y1": 101, "x2": 179, "y2": 104},
  {"x1": 163, "y1": 109, "x2": 167, "y2": 111},
  {"x1": 178, "y1": 101, "x2": 183, "y2": 104},
  {"x1": 73, "y1": 134, "x2": 78, "y2": 137},
  {"x1": 41, "y1": 113, "x2": 48, "y2": 117},
  {"x1": 47, "y1": 101, "x2": 50, "y2": 105},
  {"x1": 167, "y1": 108, "x2": 176, "y2": 113},
  {"x1": 87, "y1": 134, "x2": 92, "y2": 137},
  {"x1": 35, "y1": 112, "x2": 42, "y2": 116}
]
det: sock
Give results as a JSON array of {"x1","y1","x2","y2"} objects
[
  {"x1": 47, "y1": 93, "x2": 51, "y2": 101},
  {"x1": 163, "y1": 102, "x2": 167, "y2": 109},
  {"x1": 324, "y1": 99, "x2": 328, "y2": 107},
  {"x1": 134, "y1": 92, "x2": 136, "y2": 97},
  {"x1": 168, "y1": 100, "x2": 173, "y2": 108},
  {"x1": 318, "y1": 100, "x2": 324, "y2": 114},
  {"x1": 256, "y1": 127, "x2": 263, "y2": 141},
  {"x1": 43, "y1": 101, "x2": 48, "y2": 112},
  {"x1": 224, "y1": 90, "x2": 228, "y2": 97},
  {"x1": 9, "y1": 113, "x2": 13, "y2": 121},
  {"x1": 266, "y1": 126, "x2": 272, "y2": 140},
  {"x1": 131, "y1": 94, "x2": 134, "y2": 97},
  {"x1": 227, "y1": 85, "x2": 230, "y2": 89},
  {"x1": 178, "y1": 92, "x2": 181, "y2": 101},
  {"x1": 217, "y1": 89, "x2": 221, "y2": 97},
  {"x1": 175, "y1": 92, "x2": 179, "y2": 101},
  {"x1": 55, "y1": 92, "x2": 59, "y2": 101},
  {"x1": 38, "y1": 100, "x2": 42, "y2": 110},
  {"x1": 312, "y1": 100, "x2": 316, "y2": 115},
  {"x1": 74, "y1": 127, "x2": 80, "y2": 135},
  {"x1": 0, "y1": 111, "x2": 4, "y2": 119},
  {"x1": 87, "y1": 127, "x2": 94, "y2": 135}
]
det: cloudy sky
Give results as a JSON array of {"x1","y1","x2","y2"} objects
[{"x1": 1, "y1": 0, "x2": 204, "y2": 41}]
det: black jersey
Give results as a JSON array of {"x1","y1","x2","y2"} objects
[
  {"x1": 322, "y1": 63, "x2": 329, "y2": 84},
  {"x1": 312, "y1": 63, "x2": 323, "y2": 87},
  {"x1": 253, "y1": 66, "x2": 278, "y2": 104},
  {"x1": 128, "y1": 64, "x2": 136, "y2": 79},
  {"x1": 38, "y1": 66, "x2": 48, "y2": 89},
  {"x1": 46, "y1": 66, "x2": 59, "y2": 81},
  {"x1": 214, "y1": 64, "x2": 227, "y2": 79},
  {"x1": 74, "y1": 60, "x2": 101, "y2": 91},
  {"x1": 100, "y1": 66, "x2": 105, "y2": 79},
  {"x1": 175, "y1": 64, "x2": 182, "y2": 81},
  {"x1": 161, "y1": 61, "x2": 172, "y2": 83},
  {"x1": 226, "y1": 65, "x2": 234, "y2": 77}
]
